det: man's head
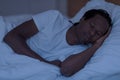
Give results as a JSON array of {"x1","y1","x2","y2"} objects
[
  {"x1": 83, "y1": 9, "x2": 112, "y2": 27},
  {"x1": 75, "y1": 9, "x2": 112, "y2": 44}
]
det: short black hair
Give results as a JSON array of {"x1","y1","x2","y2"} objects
[{"x1": 83, "y1": 9, "x2": 112, "y2": 27}]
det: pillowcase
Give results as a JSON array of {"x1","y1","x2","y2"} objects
[{"x1": 69, "y1": 0, "x2": 120, "y2": 80}]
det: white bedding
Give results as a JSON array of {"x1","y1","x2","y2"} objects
[
  {"x1": 0, "y1": 0, "x2": 120, "y2": 80},
  {"x1": 0, "y1": 16, "x2": 60, "y2": 80}
]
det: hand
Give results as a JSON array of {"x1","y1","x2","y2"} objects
[
  {"x1": 94, "y1": 27, "x2": 112, "y2": 47},
  {"x1": 48, "y1": 60, "x2": 62, "y2": 67}
]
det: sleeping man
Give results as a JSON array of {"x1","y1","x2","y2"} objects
[{"x1": 4, "y1": 9, "x2": 112, "y2": 77}]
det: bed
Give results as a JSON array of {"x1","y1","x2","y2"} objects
[{"x1": 0, "y1": 0, "x2": 120, "y2": 80}]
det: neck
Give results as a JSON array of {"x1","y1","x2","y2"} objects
[{"x1": 66, "y1": 25, "x2": 80, "y2": 45}]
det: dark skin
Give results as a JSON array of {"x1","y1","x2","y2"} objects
[{"x1": 3, "y1": 14, "x2": 111, "y2": 77}]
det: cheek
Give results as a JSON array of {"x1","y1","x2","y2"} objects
[{"x1": 91, "y1": 35, "x2": 101, "y2": 42}]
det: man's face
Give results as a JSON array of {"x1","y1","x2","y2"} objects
[{"x1": 76, "y1": 14, "x2": 109, "y2": 44}]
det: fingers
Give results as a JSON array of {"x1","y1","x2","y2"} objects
[
  {"x1": 103, "y1": 27, "x2": 112, "y2": 38},
  {"x1": 93, "y1": 27, "x2": 112, "y2": 46},
  {"x1": 96, "y1": 27, "x2": 112, "y2": 43}
]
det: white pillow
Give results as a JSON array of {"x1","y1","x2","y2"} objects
[
  {"x1": 0, "y1": 14, "x2": 33, "y2": 61},
  {"x1": 69, "y1": 0, "x2": 120, "y2": 80},
  {"x1": 0, "y1": 14, "x2": 32, "y2": 41},
  {"x1": 3, "y1": 14, "x2": 32, "y2": 28},
  {"x1": 0, "y1": 16, "x2": 6, "y2": 42},
  {"x1": 0, "y1": 16, "x2": 14, "y2": 64},
  {"x1": 71, "y1": 0, "x2": 116, "y2": 23}
]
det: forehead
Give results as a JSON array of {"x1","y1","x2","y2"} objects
[
  {"x1": 91, "y1": 15, "x2": 109, "y2": 27},
  {"x1": 89, "y1": 15, "x2": 109, "y2": 32}
]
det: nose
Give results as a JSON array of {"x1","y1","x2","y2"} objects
[{"x1": 90, "y1": 30, "x2": 96, "y2": 37}]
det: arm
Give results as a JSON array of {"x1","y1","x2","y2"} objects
[
  {"x1": 4, "y1": 19, "x2": 61, "y2": 67},
  {"x1": 4, "y1": 19, "x2": 46, "y2": 61},
  {"x1": 60, "y1": 27, "x2": 112, "y2": 77}
]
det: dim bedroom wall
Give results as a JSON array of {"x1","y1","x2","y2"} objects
[{"x1": 0, "y1": 0, "x2": 67, "y2": 16}]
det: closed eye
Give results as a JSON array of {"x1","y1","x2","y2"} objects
[
  {"x1": 97, "y1": 31, "x2": 101, "y2": 35},
  {"x1": 96, "y1": 31, "x2": 103, "y2": 37},
  {"x1": 90, "y1": 22, "x2": 95, "y2": 28},
  {"x1": 90, "y1": 22, "x2": 103, "y2": 36}
]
